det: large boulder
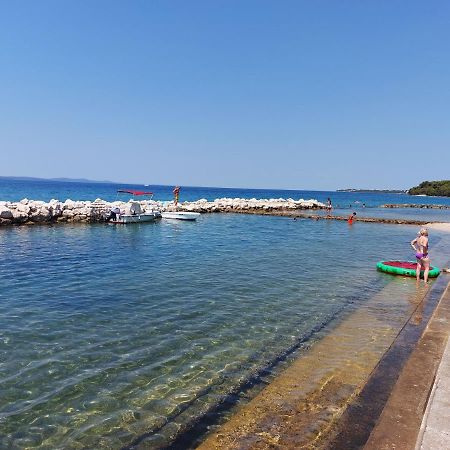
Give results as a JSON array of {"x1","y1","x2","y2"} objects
[
  {"x1": 75, "y1": 206, "x2": 92, "y2": 217},
  {"x1": 62, "y1": 209, "x2": 74, "y2": 218},
  {"x1": 16, "y1": 204, "x2": 31, "y2": 215},
  {"x1": 30, "y1": 206, "x2": 52, "y2": 222},
  {"x1": 64, "y1": 200, "x2": 75, "y2": 209},
  {"x1": 0, "y1": 207, "x2": 13, "y2": 220},
  {"x1": 50, "y1": 203, "x2": 63, "y2": 217},
  {"x1": 12, "y1": 209, "x2": 29, "y2": 223}
]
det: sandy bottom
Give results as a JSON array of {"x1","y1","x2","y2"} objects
[{"x1": 197, "y1": 280, "x2": 430, "y2": 449}]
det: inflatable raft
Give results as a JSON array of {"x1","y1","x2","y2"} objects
[{"x1": 376, "y1": 261, "x2": 440, "y2": 278}]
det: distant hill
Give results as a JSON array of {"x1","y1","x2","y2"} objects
[
  {"x1": 50, "y1": 177, "x2": 115, "y2": 183},
  {"x1": 337, "y1": 188, "x2": 407, "y2": 194},
  {"x1": 408, "y1": 180, "x2": 450, "y2": 197},
  {"x1": 0, "y1": 176, "x2": 115, "y2": 184}
]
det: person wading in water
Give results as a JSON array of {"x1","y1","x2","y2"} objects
[
  {"x1": 348, "y1": 212, "x2": 356, "y2": 224},
  {"x1": 411, "y1": 228, "x2": 430, "y2": 282}
]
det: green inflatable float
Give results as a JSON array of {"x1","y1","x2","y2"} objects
[{"x1": 376, "y1": 260, "x2": 440, "y2": 278}]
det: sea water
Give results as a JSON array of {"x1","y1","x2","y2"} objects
[
  {"x1": 1, "y1": 179, "x2": 450, "y2": 448},
  {"x1": 1, "y1": 210, "x2": 448, "y2": 449}
]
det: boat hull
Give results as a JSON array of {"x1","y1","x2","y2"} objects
[
  {"x1": 161, "y1": 212, "x2": 200, "y2": 221},
  {"x1": 111, "y1": 213, "x2": 157, "y2": 224}
]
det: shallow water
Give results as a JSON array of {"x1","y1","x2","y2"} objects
[
  {"x1": 0, "y1": 214, "x2": 448, "y2": 449},
  {"x1": 196, "y1": 273, "x2": 440, "y2": 450},
  {"x1": 333, "y1": 206, "x2": 450, "y2": 222}
]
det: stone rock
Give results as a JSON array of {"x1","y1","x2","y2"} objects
[
  {"x1": 16, "y1": 204, "x2": 31, "y2": 215},
  {"x1": 0, "y1": 207, "x2": 13, "y2": 219},
  {"x1": 62, "y1": 209, "x2": 74, "y2": 218},
  {"x1": 52, "y1": 203, "x2": 63, "y2": 217},
  {"x1": 12, "y1": 209, "x2": 29, "y2": 222},
  {"x1": 30, "y1": 207, "x2": 52, "y2": 222}
]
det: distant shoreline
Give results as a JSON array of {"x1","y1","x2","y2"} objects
[
  {"x1": 0, "y1": 176, "x2": 115, "y2": 184},
  {"x1": 337, "y1": 189, "x2": 407, "y2": 194},
  {"x1": 0, "y1": 177, "x2": 412, "y2": 193}
]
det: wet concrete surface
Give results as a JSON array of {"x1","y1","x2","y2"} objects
[
  {"x1": 328, "y1": 275, "x2": 450, "y2": 450},
  {"x1": 364, "y1": 276, "x2": 450, "y2": 450}
]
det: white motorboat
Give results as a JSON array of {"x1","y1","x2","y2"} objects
[
  {"x1": 161, "y1": 211, "x2": 200, "y2": 221},
  {"x1": 108, "y1": 189, "x2": 160, "y2": 224},
  {"x1": 111, "y1": 211, "x2": 157, "y2": 224}
]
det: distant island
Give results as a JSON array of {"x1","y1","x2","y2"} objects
[
  {"x1": 0, "y1": 176, "x2": 115, "y2": 184},
  {"x1": 408, "y1": 180, "x2": 450, "y2": 197},
  {"x1": 340, "y1": 181, "x2": 450, "y2": 197},
  {"x1": 337, "y1": 188, "x2": 407, "y2": 194}
]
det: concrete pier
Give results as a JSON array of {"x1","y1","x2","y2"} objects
[{"x1": 363, "y1": 278, "x2": 450, "y2": 450}]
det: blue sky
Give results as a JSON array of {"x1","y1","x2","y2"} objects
[{"x1": 1, "y1": 1, "x2": 449, "y2": 190}]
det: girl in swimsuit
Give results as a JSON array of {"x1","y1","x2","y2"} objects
[{"x1": 411, "y1": 228, "x2": 430, "y2": 282}]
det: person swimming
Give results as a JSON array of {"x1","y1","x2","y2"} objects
[{"x1": 411, "y1": 228, "x2": 430, "y2": 282}]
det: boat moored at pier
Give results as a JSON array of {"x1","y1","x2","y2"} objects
[
  {"x1": 108, "y1": 189, "x2": 160, "y2": 224},
  {"x1": 161, "y1": 211, "x2": 201, "y2": 221}
]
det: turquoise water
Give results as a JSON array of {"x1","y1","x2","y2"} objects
[
  {"x1": 1, "y1": 213, "x2": 444, "y2": 449},
  {"x1": 308, "y1": 206, "x2": 450, "y2": 222}
]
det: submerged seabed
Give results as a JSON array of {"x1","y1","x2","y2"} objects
[{"x1": 0, "y1": 214, "x2": 448, "y2": 449}]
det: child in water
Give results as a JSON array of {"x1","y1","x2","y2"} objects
[
  {"x1": 411, "y1": 228, "x2": 430, "y2": 282},
  {"x1": 348, "y1": 212, "x2": 356, "y2": 224}
]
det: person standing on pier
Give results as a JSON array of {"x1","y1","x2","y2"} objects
[
  {"x1": 326, "y1": 197, "x2": 332, "y2": 216},
  {"x1": 173, "y1": 186, "x2": 180, "y2": 206}
]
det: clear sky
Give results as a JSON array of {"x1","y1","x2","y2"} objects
[{"x1": 1, "y1": 1, "x2": 449, "y2": 190}]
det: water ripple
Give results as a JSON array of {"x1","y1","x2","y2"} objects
[{"x1": 1, "y1": 215, "x2": 445, "y2": 449}]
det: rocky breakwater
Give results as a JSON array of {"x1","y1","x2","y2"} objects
[
  {"x1": 382, "y1": 203, "x2": 450, "y2": 209},
  {"x1": 0, "y1": 199, "x2": 110, "y2": 225},
  {"x1": 0, "y1": 197, "x2": 325, "y2": 226},
  {"x1": 170, "y1": 197, "x2": 325, "y2": 213}
]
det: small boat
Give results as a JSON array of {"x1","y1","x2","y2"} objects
[
  {"x1": 161, "y1": 212, "x2": 200, "y2": 221},
  {"x1": 109, "y1": 189, "x2": 160, "y2": 224},
  {"x1": 111, "y1": 209, "x2": 157, "y2": 224}
]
